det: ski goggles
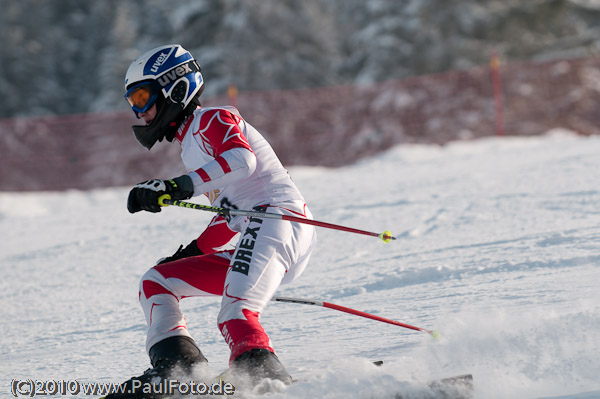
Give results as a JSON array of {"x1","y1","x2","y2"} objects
[{"x1": 124, "y1": 82, "x2": 159, "y2": 117}]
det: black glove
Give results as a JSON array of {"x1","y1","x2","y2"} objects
[
  {"x1": 156, "y1": 240, "x2": 203, "y2": 265},
  {"x1": 127, "y1": 175, "x2": 194, "y2": 213}
]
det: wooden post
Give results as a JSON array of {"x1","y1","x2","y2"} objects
[
  {"x1": 490, "y1": 51, "x2": 505, "y2": 136},
  {"x1": 228, "y1": 84, "x2": 238, "y2": 108}
]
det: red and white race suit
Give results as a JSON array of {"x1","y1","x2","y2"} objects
[{"x1": 138, "y1": 106, "x2": 317, "y2": 362}]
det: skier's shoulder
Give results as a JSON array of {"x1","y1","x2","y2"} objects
[
  {"x1": 194, "y1": 105, "x2": 243, "y2": 124},
  {"x1": 184, "y1": 106, "x2": 253, "y2": 153}
]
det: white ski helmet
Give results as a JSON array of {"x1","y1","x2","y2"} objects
[{"x1": 124, "y1": 44, "x2": 204, "y2": 149}]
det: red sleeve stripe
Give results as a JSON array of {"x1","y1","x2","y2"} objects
[
  {"x1": 195, "y1": 168, "x2": 211, "y2": 183},
  {"x1": 215, "y1": 155, "x2": 232, "y2": 174}
]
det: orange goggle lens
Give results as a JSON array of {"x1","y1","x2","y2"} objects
[
  {"x1": 124, "y1": 83, "x2": 158, "y2": 116},
  {"x1": 126, "y1": 85, "x2": 151, "y2": 109}
]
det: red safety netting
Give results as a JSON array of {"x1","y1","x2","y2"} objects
[{"x1": 2, "y1": 56, "x2": 599, "y2": 191}]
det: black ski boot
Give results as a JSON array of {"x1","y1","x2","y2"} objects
[
  {"x1": 231, "y1": 348, "x2": 292, "y2": 387},
  {"x1": 106, "y1": 336, "x2": 208, "y2": 398}
]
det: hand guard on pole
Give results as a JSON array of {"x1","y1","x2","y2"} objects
[{"x1": 127, "y1": 175, "x2": 194, "y2": 213}]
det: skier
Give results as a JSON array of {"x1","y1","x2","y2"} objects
[{"x1": 111, "y1": 44, "x2": 316, "y2": 396}]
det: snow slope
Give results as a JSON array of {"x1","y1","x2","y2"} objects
[{"x1": 1, "y1": 130, "x2": 599, "y2": 398}]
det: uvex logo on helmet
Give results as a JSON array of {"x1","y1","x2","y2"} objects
[
  {"x1": 150, "y1": 52, "x2": 169, "y2": 73},
  {"x1": 157, "y1": 60, "x2": 200, "y2": 88}
]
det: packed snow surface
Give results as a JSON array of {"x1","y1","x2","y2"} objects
[{"x1": 1, "y1": 131, "x2": 599, "y2": 398}]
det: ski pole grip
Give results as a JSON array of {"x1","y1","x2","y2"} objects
[{"x1": 158, "y1": 194, "x2": 172, "y2": 207}]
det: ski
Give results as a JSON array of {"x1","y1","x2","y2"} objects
[
  {"x1": 99, "y1": 366, "x2": 473, "y2": 399},
  {"x1": 374, "y1": 361, "x2": 473, "y2": 398},
  {"x1": 426, "y1": 374, "x2": 474, "y2": 399}
]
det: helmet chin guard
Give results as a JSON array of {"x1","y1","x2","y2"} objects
[{"x1": 132, "y1": 97, "x2": 186, "y2": 150}]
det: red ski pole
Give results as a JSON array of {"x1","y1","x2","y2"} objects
[
  {"x1": 272, "y1": 296, "x2": 439, "y2": 338},
  {"x1": 158, "y1": 196, "x2": 395, "y2": 243}
]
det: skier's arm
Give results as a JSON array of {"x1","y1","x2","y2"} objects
[
  {"x1": 187, "y1": 109, "x2": 257, "y2": 197},
  {"x1": 189, "y1": 147, "x2": 256, "y2": 196},
  {"x1": 157, "y1": 215, "x2": 237, "y2": 264},
  {"x1": 196, "y1": 214, "x2": 238, "y2": 254},
  {"x1": 128, "y1": 110, "x2": 255, "y2": 213}
]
